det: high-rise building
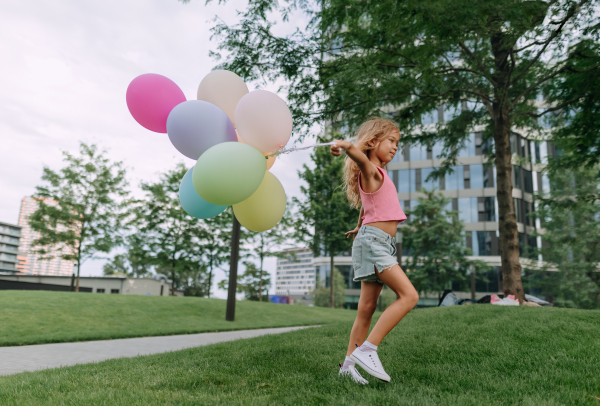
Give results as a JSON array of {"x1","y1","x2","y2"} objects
[
  {"x1": 17, "y1": 197, "x2": 76, "y2": 276},
  {"x1": 0, "y1": 221, "x2": 22, "y2": 274},
  {"x1": 275, "y1": 248, "x2": 316, "y2": 303}
]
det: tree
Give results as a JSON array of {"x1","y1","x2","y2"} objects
[
  {"x1": 204, "y1": 0, "x2": 600, "y2": 304},
  {"x1": 129, "y1": 163, "x2": 209, "y2": 295},
  {"x1": 218, "y1": 261, "x2": 271, "y2": 301},
  {"x1": 201, "y1": 208, "x2": 240, "y2": 298},
  {"x1": 247, "y1": 202, "x2": 297, "y2": 301},
  {"x1": 312, "y1": 267, "x2": 346, "y2": 308},
  {"x1": 29, "y1": 143, "x2": 128, "y2": 292},
  {"x1": 102, "y1": 234, "x2": 153, "y2": 278},
  {"x1": 179, "y1": 262, "x2": 211, "y2": 297},
  {"x1": 402, "y1": 189, "x2": 489, "y2": 298},
  {"x1": 294, "y1": 139, "x2": 358, "y2": 307},
  {"x1": 545, "y1": 40, "x2": 600, "y2": 176},
  {"x1": 528, "y1": 167, "x2": 600, "y2": 309}
]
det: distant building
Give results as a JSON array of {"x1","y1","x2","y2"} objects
[
  {"x1": 275, "y1": 248, "x2": 316, "y2": 303},
  {"x1": 0, "y1": 275, "x2": 173, "y2": 296},
  {"x1": 17, "y1": 197, "x2": 76, "y2": 276},
  {"x1": 0, "y1": 221, "x2": 22, "y2": 274}
]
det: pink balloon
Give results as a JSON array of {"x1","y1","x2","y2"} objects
[{"x1": 126, "y1": 74, "x2": 186, "y2": 133}]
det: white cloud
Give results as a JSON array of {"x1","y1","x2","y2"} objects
[{"x1": 0, "y1": 0, "x2": 318, "y2": 298}]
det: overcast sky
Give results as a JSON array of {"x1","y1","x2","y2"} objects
[{"x1": 0, "y1": 0, "x2": 316, "y2": 298}]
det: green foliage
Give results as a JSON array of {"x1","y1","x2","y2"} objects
[
  {"x1": 403, "y1": 189, "x2": 489, "y2": 297},
  {"x1": 128, "y1": 163, "x2": 211, "y2": 295},
  {"x1": 545, "y1": 40, "x2": 600, "y2": 175},
  {"x1": 294, "y1": 138, "x2": 358, "y2": 306},
  {"x1": 219, "y1": 261, "x2": 272, "y2": 301},
  {"x1": 29, "y1": 142, "x2": 128, "y2": 288},
  {"x1": 294, "y1": 139, "x2": 358, "y2": 257},
  {"x1": 311, "y1": 267, "x2": 345, "y2": 308},
  {"x1": 102, "y1": 234, "x2": 153, "y2": 278},
  {"x1": 529, "y1": 167, "x2": 600, "y2": 309}
]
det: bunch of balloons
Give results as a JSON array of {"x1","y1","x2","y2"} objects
[{"x1": 126, "y1": 70, "x2": 291, "y2": 232}]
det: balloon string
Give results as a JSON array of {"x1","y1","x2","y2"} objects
[{"x1": 265, "y1": 142, "x2": 338, "y2": 158}]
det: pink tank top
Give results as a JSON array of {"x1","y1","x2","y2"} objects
[{"x1": 359, "y1": 165, "x2": 407, "y2": 224}]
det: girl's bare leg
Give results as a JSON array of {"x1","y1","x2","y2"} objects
[
  {"x1": 346, "y1": 281, "x2": 383, "y2": 356},
  {"x1": 365, "y1": 264, "x2": 419, "y2": 346}
]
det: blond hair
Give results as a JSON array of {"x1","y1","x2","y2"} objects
[{"x1": 343, "y1": 117, "x2": 400, "y2": 209}]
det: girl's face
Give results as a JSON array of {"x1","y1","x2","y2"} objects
[{"x1": 371, "y1": 131, "x2": 401, "y2": 163}]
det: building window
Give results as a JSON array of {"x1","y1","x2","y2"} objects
[
  {"x1": 458, "y1": 133, "x2": 477, "y2": 158},
  {"x1": 484, "y1": 197, "x2": 496, "y2": 222},
  {"x1": 483, "y1": 166, "x2": 495, "y2": 188},
  {"x1": 470, "y1": 164, "x2": 484, "y2": 189},
  {"x1": 421, "y1": 109, "x2": 439, "y2": 125},
  {"x1": 409, "y1": 143, "x2": 427, "y2": 162},
  {"x1": 421, "y1": 168, "x2": 439, "y2": 191},
  {"x1": 432, "y1": 141, "x2": 444, "y2": 160},
  {"x1": 458, "y1": 197, "x2": 478, "y2": 223},
  {"x1": 110, "y1": 289, "x2": 119, "y2": 294},
  {"x1": 513, "y1": 166, "x2": 522, "y2": 190},
  {"x1": 96, "y1": 288, "x2": 105, "y2": 293},
  {"x1": 444, "y1": 166, "x2": 464, "y2": 191},
  {"x1": 397, "y1": 170, "x2": 410, "y2": 194}
]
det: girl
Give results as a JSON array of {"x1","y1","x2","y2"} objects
[{"x1": 332, "y1": 117, "x2": 419, "y2": 384}]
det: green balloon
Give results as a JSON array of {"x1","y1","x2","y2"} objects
[{"x1": 193, "y1": 142, "x2": 267, "y2": 206}]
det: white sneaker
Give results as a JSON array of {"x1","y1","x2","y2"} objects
[
  {"x1": 339, "y1": 363, "x2": 369, "y2": 385},
  {"x1": 350, "y1": 347, "x2": 391, "y2": 382}
]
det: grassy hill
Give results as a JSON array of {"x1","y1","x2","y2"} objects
[
  {"x1": 0, "y1": 290, "x2": 357, "y2": 346},
  {"x1": 0, "y1": 305, "x2": 598, "y2": 405}
]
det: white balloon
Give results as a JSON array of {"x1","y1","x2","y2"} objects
[
  {"x1": 197, "y1": 70, "x2": 249, "y2": 127},
  {"x1": 234, "y1": 90, "x2": 293, "y2": 153}
]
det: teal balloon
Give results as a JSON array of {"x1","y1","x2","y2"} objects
[
  {"x1": 179, "y1": 167, "x2": 227, "y2": 219},
  {"x1": 193, "y1": 142, "x2": 267, "y2": 206}
]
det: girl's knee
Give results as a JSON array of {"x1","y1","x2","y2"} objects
[
  {"x1": 358, "y1": 299, "x2": 378, "y2": 315},
  {"x1": 405, "y1": 290, "x2": 419, "y2": 307}
]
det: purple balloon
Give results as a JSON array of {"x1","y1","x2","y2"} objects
[
  {"x1": 126, "y1": 74, "x2": 186, "y2": 133},
  {"x1": 166, "y1": 100, "x2": 238, "y2": 160}
]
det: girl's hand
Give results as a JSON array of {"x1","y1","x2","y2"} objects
[
  {"x1": 345, "y1": 226, "x2": 360, "y2": 240},
  {"x1": 330, "y1": 140, "x2": 352, "y2": 156}
]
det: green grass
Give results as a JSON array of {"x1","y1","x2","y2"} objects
[
  {"x1": 0, "y1": 290, "x2": 357, "y2": 346},
  {"x1": 1, "y1": 306, "x2": 599, "y2": 405}
]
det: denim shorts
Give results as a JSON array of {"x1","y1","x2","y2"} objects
[{"x1": 352, "y1": 225, "x2": 398, "y2": 283}]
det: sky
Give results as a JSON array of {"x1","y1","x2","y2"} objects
[{"x1": 0, "y1": 0, "x2": 317, "y2": 298}]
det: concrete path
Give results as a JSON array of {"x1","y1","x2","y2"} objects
[{"x1": 0, "y1": 326, "x2": 315, "y2": 376}]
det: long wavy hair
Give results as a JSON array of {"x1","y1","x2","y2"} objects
[{"x1": 343, "y1": 117, "x2": 400, "y2": 209}]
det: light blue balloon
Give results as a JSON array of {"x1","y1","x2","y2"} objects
[
  {"x1": 179, "y1": 167, "x2": 227, "y2": 219},
  {"x1": 167, "y1": 100, "x2": 237, "y2": 160}
]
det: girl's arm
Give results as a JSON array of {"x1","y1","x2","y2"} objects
[
  {"x1": 345, "y1": 206, "x2": 364, "y2": 240},
  {"x1": 330, "y1": 140, "x2": 379, "y2": 180}
]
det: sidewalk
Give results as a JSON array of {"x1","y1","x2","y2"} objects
[{"x1": 0, "y1": 326, "x2": 315, "y2": 376}]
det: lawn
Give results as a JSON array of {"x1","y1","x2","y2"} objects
[
  {"x1": 0, "y1": 290, "x2": 358, "y2": 346},
  {"x1": 1, "y1": 305, "x2": 599, "y2": 405}
]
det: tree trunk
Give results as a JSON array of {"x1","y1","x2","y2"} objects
[
  {"x1": 493, "y1": 104, "x2": 525, "y2": 304},
  {"x1": 490, "y1": 30, "x2": 525, "y2": 305},
  {"x1": 258, "y1": 254, "x2": 264, "y2": 302},
  {"x1": 75, "y1": 259, "x2": 80, "y2": 292},
  {"x1": 207, "y1": 256, "x2": 214, "y2": 298},
  {"x1": 329, "y1": 253, "x2": 335, "y2": 308}
]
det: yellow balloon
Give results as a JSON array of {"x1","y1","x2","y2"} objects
[
  {"x1": 236, "y1": 130, "x2": 276, "y2": 170},
  {"x1": 233, "y1": 172, "x2": 286, "y2": 232}
]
